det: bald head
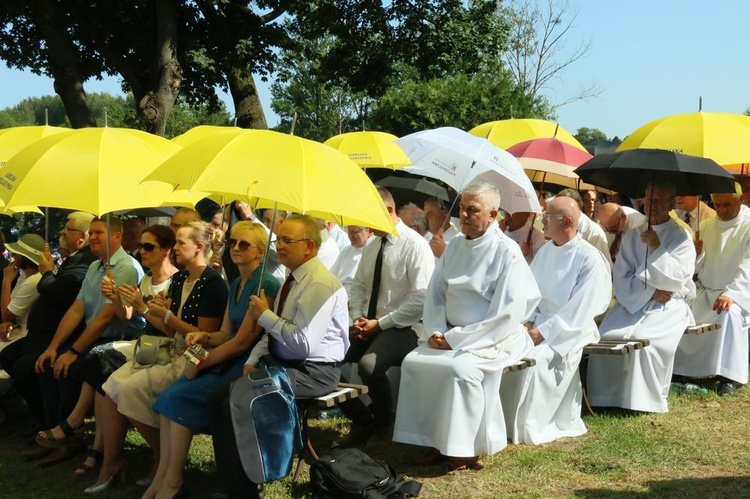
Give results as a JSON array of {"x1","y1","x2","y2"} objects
[
  {"x1": 597, "y1": 202, "x2": 624, "y2": 233},
  {"x1": 543, "y1": 196, "x2": 580, "y2": 245}
]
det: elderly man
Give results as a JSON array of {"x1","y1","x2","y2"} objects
[
  {"x1": 557, "y1": 188, "x2": 612, "y2": 268},
  {"x1": 393, "y1": 182, "x2": 540, "y2": 472},
  {"x1": 330, "y1": 225, "x2": 373, "y2": 297},
  {"x1": 597, "y1": 202, "x2": 647, "y2": 262},
  {"x1": 398, "y1": 203, "x2": 429, "y2": 236},
  {"x1": 504, "y1": 211, "x2": 545, "y2": 263},
  {"x1": 502, "y1": 197, "x2": 611, "y2": 445},
  {"x1": 326, "y1": 221, "x2": 351, "y2": 251},
  {"x1": 673, "y1": 192, "x2": 750, "y2": 395},
  {"x1": 423, "y1": 198, "x2": 459, "y2": 258},
  {"x1": 208, "y1": 214, "x2": 350, "y2": 498},
  {"x1": 0, "y1": 212, "x2": 96, "y2": 433},
  {"x1": 587, "y1": 181, "x2": 696, "y2": 413},
  {"x1": 32, "y1": 216, "x2": 144, "y2": 463},
  {"x1": 261, "y1": 208, "x2": 287, "y2": 235},
  {"x1": 674, "y1": 195, "x2": 716, "y2": 233},
  {"x1": 336, "y1": 187, "x2": 434, "y2": 447}
]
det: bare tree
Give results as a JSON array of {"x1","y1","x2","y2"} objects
[{"x1": 503, "y1": 0, "x2": 601, "y2": 113}]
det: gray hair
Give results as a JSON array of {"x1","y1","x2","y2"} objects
[
  {"x1": 461, "y1": 182, "x2": 501, "y2": 211},
  {"x1": 398, "y1": 203, "x2": 429, "y2": 232},
  {"x1": 285, "y1": 214, "x2": 323, "y2": 249},
  {"x1": 645, "y1": 180, "x2": 676, "y2": 199},
  {"x1": 67, "y1": 211, "x2": 95, "y2": 233},
  {"x1": 710, "y1": 192, "x2": 742, "y2": 202}
]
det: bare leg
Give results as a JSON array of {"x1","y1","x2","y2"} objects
[
  {"x1": 131, "y1": 418, "x2": 161, "y2": 482},
  {"x1": 154, "y1": 421, "x2": 193, "y2": 499},
  {"x1": 141, "y1": 415, "x2": 171, "y2": 499},
  {"x1": 93, "y1": 393, "x2": 130, "y2": 485},
  {"x1": 37, "y1": 382, "x2": 95, "y2": 441}
]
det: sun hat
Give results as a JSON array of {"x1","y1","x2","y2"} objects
[{"x1": 6, "y1": 233, "x2": 46, "y2": 266}]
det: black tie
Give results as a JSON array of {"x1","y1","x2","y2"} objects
[
  {"x1": 268, "y1": 274, "x2": 294, "y2": 355},
  {"x1": 684, "y1": 212, "x2": 691, "y2": 225},
  {"x1": 367, "y1": 237, "x2": 387, "y2": 319}
]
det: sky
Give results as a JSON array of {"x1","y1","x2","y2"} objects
[{"x1": 1, "y1": 0, "x2": 748, "y2": 140}]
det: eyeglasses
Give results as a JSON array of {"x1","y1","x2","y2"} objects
[
  {"x1": 62, "y1": 226, "x2": 83, "y2": 233},
  {"x1": 227, "y1": 238, "x2": 255, "y2": 251},
  {"x1": 542, "y1": 214, "x2": 565, "y2": 221},
  {"x1": 277, "y1": 237, "x2": 310, "y2": 245},
  {"x1": 140, "y1": 242, "x2": 161, "y2": 252}
]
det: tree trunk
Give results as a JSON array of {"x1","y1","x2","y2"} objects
[
  {"x1": 33, "y1": 0, "x2": 96, "y2": 128},
  {"x1": 226, "y1": 68, "x2": 268, "y2": 130},
  {"x1": 137, "y1": 0, "x2": 181, "y2": 136}
]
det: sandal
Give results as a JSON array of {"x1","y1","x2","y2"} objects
[
  {"x1": 36, "y1": 419, "x2": 86, "y2": 448},
  {"x1": 74, "y1": 448, "x2": 104, "y2": 477}
]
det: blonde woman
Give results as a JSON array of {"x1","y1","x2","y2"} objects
[{"x1": 144, "y1": 221, "x2": 280, "y2": 499}]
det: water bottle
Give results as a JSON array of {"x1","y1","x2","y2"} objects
[
  {"x1": 318, "y1": 407, "x2": 344, "y2": 419},
  {"x1": 683, "y1": 383, "x2": 709, "y2": 394},
  {"x1": 669, "y1": 382, "x2": 684, "y2": 395}
]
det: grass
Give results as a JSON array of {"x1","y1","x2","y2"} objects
[{"x1": 2, "y1": 375, "x2": 750, "y2": 498}]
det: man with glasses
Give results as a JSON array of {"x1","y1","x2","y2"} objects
[
  {"x1": 557, "y1": 188, "x2": 612, "y2": 269},
  {"x1": 336, "y1": 187, "x2": 434, "y2": 448},
  {"x1": 1, "y1": 212, "x2": 97, "y2": 436},
  {"x1": 587, "y1": 181, "x2": 696, "y2": 413},
  {"x1": 502, "y1": 196, "x2": 611, "y2": 445},
  {"x1": 597, "y1": 202, "x2": 647, "y2": 262}
]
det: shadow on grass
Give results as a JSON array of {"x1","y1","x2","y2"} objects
[{"x1": 575, "y1": 476, "x2": 750, "y2": 498}]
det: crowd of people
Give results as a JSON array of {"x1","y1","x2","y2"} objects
[{"x1": 0, "y1": 177, "x2": 747, "y2": 498}]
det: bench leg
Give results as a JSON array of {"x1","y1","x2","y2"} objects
[{"x1": 292, "y1": 406, "x2": 319, "y2": 483}]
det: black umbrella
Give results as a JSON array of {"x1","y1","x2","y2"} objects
[
  {"x1": 375, "y1": 175, "x2": 451, "y2": 209},
  {"x1": 575, "y1": 148, "x2": 736, "y2": 198}
]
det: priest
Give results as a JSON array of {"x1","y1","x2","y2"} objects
[
  {"x1": 586, "y1": 181, "x2": 696, "y2": 413},
  {"x1": 673, "y1": 191, "x2": 750, "y2": 395},
  {"x1": 502, "y1": 196, "x2": 611, "y2": 444},
  {"x1": 393, "y1": 181, "x2": 540, "y2": 472}
]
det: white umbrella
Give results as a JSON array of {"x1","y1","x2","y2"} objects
[{"x1": 396, "y1": 127, "x2": 541, "y2": 214}]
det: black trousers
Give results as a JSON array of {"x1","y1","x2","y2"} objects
[
  {"x1": 209, "y1": 360, "x2": 339, "y2": 497},
  {"x1": 0, "y1": 333, "x2": 53, "y2": 426}
]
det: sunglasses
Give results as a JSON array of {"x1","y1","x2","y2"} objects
[
  {"x1": 140, "y1": 242, "x2": 161, "y2": 252},
  {"x1": 228, "y1": 238, "x2": 255, "y2": 251}
]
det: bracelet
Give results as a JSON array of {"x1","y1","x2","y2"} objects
[
  {"x1": 69, "y1": 346, "x2": 81, "y2": 356},
  {"x1": 164, "y1": 310, "x2": 173, "y2": 325}
]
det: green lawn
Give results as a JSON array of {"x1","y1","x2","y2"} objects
[{"x1": 2, "y1": 376, "x2": 750, "y2": 498}]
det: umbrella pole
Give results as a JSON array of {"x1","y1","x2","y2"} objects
[
  {"x1": 257, "y1": 202, "x2": 278, "y2": 296},
  {"x1": 644, "y1": 173, "x2": 655, "y2": 289},
  {"x1": 695, "y1": 195, "x2": 702, "y2": 241},
  {"x1": 105, "y1": 212, "x2": 111, "y2": 267},
  {"x1": 44, "y1": 207, "x2": 49, "y2": 244}
]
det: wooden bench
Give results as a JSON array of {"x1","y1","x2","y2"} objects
[
  {"x1": 504, "y1": 357, "x2": 537, "y2": 373},
  {"x1": 583, "y1": 338, "x2": 651, "y2": 356},
  {"x1": 684, "y1": 323, "x2": 721, "y2": 335}
]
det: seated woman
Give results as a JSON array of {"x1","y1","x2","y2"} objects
[
  {"x1": 33, "y1": 225, "x2": 177, "y2": 476},
  {"x1": 78, "y1": 221, "x2": 229, "y2": 494},
  {"x1": 143, "y1": 221, "x2": 280, "y2": 499}
]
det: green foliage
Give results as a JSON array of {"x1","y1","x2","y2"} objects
[{"x1": 574, "y1": 126, "x2": 609, "y2": 144}]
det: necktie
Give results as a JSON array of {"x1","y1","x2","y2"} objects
[
  {"x1": 610, "y1": 231, "x2": 623, "y2": 261},
  {"x1": 268, "y1": 273, "x2": 294, "y2": 355},
  {"x1": 367, "y1": 237, "x2": 387, "y2": 319},
  {"x1": 684, "y1": 212, "x2": 692, "y2": 225}
]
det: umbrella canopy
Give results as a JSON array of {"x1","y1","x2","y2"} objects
[
  {"x1": 575, "y1": 149, "x2": 736, "y2": 198},
  {"x1": 469, "y1": 119, "x2": 587, "y2": 152},
  {"x1": 617, "y1": 112, "x2": 750, "y2": 166},
  {"x1": 0, "y1": 125, "x2": 69, "y2": 165},
  {"x1": 396, "y1": 127, "x2": 541, "y2": 214},
  {"x1": 375, "y1": 175, "x2": 450, "y2": 208},
  {"x1": 0, "y1": 127, "x2": 183, "y2": 215},
  {"x1": 324, "y1": 131, "x2": 410, "y2": 170},
  {"x1": 144, "y1": 128, "x2": 396, "y2": 234},
  {"x1": 171, "y1": 125, "x2": 240, "y2": 147}
]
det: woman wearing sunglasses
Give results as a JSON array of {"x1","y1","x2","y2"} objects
[{"x1": 144, "y1": 221, "x2": 280, "y2": 499}]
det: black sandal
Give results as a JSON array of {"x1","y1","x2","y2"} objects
[
  {"x1": 36, "y1": 419, "x2": 85, "y2": 448},
  {"x1": 74, "y1": 447, "x2": 103, "y2": 477}
]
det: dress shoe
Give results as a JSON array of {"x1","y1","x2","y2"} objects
[
  {"x1": 334, "y1": 420, "x2": 375, "y2": 448},
  {"x1": 365, "y1": 423, "x2": 394, "y2": 450},
  {"x1": 22, "y1": 445, "x2": 53, "y2": 461},
  {"x1": 83, "y1": 459, "x2": 127, "y2": 494},
  {"x1": 37, "y1": 446, "x2": 83, "y2": 467},
  {"x1": 442, "y1": 455, "x2": 479, "y2": 472},
  {"x1": 718, "y1": 380, "x2": 741, "y2": 396},
  {"x1": 412, "y1": 447, "x2": 447, "y2": 466}
]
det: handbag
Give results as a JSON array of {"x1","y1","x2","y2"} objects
[
  {"x1": 132, "y1": 335, "x2": 175, "y2": 367},
  {"x1": 229, "y1": 360, "x2": 302, "y2": 484}
]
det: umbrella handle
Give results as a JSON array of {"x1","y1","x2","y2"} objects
[{"x1": 526, "y1": 214, "x2": 536, "y2": 259}]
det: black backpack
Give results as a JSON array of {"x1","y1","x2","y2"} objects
[{"x1": 310, "y1": 447, "x2": 422, "y2": 499}]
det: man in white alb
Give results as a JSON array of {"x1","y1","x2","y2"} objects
[
  {"x1": 393, "y1": 181, "x2": 540, "y2": 472},
  {"x1": 587, "y1": 181, "x2": 696, "y2": 413},
  {"x1": 504, "y1": 211, "x2": 545, "y2": 263},
  {"x1": 330, "y1": 225, "x2": 373, "y2": 298},
  {"x1": 673, "y1": 191, "x2": 750, "y2": 396},
  {"x1": 557, "y1": 188, "x2": 612, "y2": 269},
  {"x1": 501, "y1": 196, "x2": 611, "y2": 445}
]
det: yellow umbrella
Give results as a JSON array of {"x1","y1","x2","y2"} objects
[
  {"x1": 0, "y1": 127, "x2": 183, "y2": 215},
  {"x1": 144, "y1": 128, "x2": 396, "y2": 234},
  {"x1": 617, "y1": 112, "x2": 750, "y2": 166},
  {"x1": 323, "y1": 131, "x2": 410, "y2": 169},
  {"x1": 0, "y1": 125, "x2": 69, "y2": 166},
  {"x1": 171, "y1": 125, "x2": 240, "y2": 147},
  {"x1": 469, "y1": 119, "x2": 587, "y2": 152}
]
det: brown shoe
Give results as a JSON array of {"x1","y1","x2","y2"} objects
[
  {"x1": 412, "y1": 447, "x2": 446, "y2": 466},
  {"x1": 22, "y1": 445, "x2": 54, "y2": 461},
  {"x1": 442, "y1": 455, "x2": 479, "y2": 472},
  {"x1": 36, "y1": 446, "x2": 83, "y2": 467}
]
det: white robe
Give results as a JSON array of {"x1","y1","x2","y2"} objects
[
  {"x1": 577, "y1": 213, "x2": 613, "y2": 270},
  {"x1": 506, "y1": 221, "x2": 546, "y2": 263},
  {"x1": 587, "y1": 219, "x2": 696, "y2": 413},
  {"x1": 674, "y1": 211, "x2": 750, "y2": 383},
  {"x1": 393, "y1": 225, "x2": 540, "y2": 457},
  {"x1": 502, "y1": 236, "x2": 611, "y2": 444}
]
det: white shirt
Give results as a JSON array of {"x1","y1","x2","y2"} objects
[
  {"x1": 675, "y1": 201, "x2": 716, "y2": 233},
  {"x1": 330, "y1": 240, "x2": 371, "y2": 297},
  {"x1": 577, "y1": 213, "x2": 613, "y2": 269},
  {"x1": 328, "y1": 224, "x2": 351, "y2": 251},
  {"x1": 506, "y1": 223, "x2": 546, "y2": 263},
  {"x1": 7, "y1": 272, "x2": 42, "y2": 336},
  {"x1": 256, "y1": 257, "x2": 349, "y2": 363},
  {"x1": 424, "y1": 224, "x2": 541, "y2": 352},
  {"x1": 317, "y1": 231, "x2": 341, "y2": 270},
  {"x1": 350, "y1": 219, "x2": 434, "y2": 331}
]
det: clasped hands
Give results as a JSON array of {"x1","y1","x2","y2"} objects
[{"x1": 351, "y1": 317, "x2": 381, "y2": 341}]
